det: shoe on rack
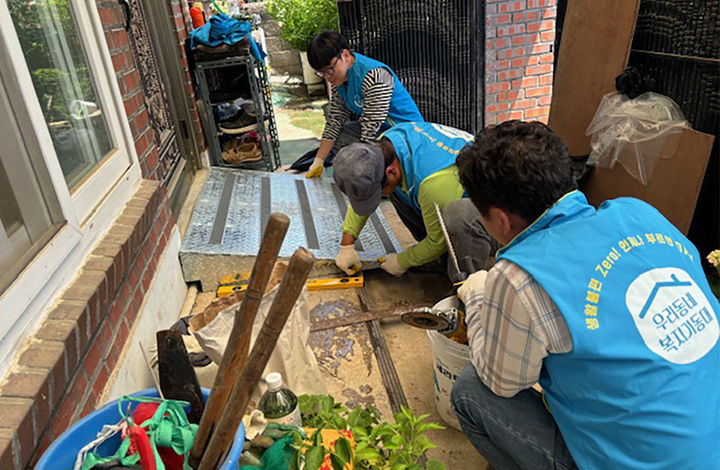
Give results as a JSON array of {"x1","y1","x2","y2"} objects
[
  {"x1": 222, "y1": 140, "x2": 262, "y2": 164},
  {"x1": 218, "y1": 112, "x2": 257, "y2": 134}
]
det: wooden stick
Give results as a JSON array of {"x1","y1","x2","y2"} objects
[
  {"x1": 190, "y1": 212, "x2": 290, "y2": 468},
  {"x1": 197, "y1": 248, "x2": 315, "y2": 470}
]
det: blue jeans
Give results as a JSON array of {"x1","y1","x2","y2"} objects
[{"x1": 451, "y1": 365, "x2": 577, "y2": 470}]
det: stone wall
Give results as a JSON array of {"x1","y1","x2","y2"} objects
[{"x1": 242, "y1": 1, "x2": 302, "y2": 76}]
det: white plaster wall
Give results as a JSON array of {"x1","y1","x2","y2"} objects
[{"x1": 103, "y1": 226, "x2": 187, "y2": 401}]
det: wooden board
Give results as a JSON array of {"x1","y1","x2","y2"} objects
[
  {"x1": 582, "y1": 128, "x2": 715, "y2": 234},
  {"x1": 547, "y1": 0, "x2": 640, "y2": 156}
]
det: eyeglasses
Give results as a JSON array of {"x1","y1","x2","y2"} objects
[{"x1": 314, "y1": 52, "x2": 343, "y2": 78}]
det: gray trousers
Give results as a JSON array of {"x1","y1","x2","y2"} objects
[{"x1": 389, "y1": 196, "x2": 499, "y2": 282}]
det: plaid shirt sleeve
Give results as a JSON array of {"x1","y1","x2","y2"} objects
[{"x1": 465, "y1": 259, "x2": 573, "y2": 397}]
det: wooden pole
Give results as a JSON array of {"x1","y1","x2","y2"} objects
[
  {"x1": 197, "y1": 248, "x2": 315, "y2": 470},
  {"x1": 190, "y1": 212, "x2": 290, "y2": 468}
]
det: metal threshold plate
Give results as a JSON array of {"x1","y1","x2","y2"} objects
[{"x1": 180, "y1": 168, "x2": 402, "y2": 290}]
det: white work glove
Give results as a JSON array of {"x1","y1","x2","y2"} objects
[
  {"x1": 457, "y1": 270, "x2": 488, "y2": 304},
  {"x1": 380, "y1": 253, "x2": 407, "y2": 277},
  {"x1": 305, "y1": 156, "x2": 324, "y2": 178},
  {"x1": 335, "y1": 245, "x2": 361, "y2": 275}
]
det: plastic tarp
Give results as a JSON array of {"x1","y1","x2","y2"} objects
[{"x1": 586, "y1": 91, "x2": 690, "y2": 185}]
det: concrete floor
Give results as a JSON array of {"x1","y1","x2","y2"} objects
[{"x1": 182, "y1": 75, "x2": 482, "y2": 467}]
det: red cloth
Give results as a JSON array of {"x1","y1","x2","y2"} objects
[{"x1": 120, "y1": 403, "x2": 185, "y2": 470}]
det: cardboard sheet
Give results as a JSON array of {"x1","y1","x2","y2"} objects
[
  {"x1": 547, "y1": 0, "x2": 640, "y2": 156},
  {"x1": 582, "y1": 128, "x2": 715, "y2": 234}
]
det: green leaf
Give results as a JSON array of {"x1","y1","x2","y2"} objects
[
  {"x1": 353, "y1": 443, "x2": 381, "y2": 462},
  {"x1": 334, "y1": 437, "x2": 352, "y2": 464},
  {"x1": 426, "y1": 460, "x2": 446, "y2": 470},
  {"x1": 304, "y1": 446, "x2": 325, "y2": 470},
  {"x1": 330, "y1": 453, "x2": 346, "y2": 470}
]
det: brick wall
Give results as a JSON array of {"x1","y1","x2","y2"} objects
[
  {"x1": 0, "y1": 1, "x2": 191, "y2": 468},
  {"x1": 485, "y1": 0, "x2": 557, "y2": 124},
  {"x1": 0, "y1": 182, "x2": 175, "y2": 469}
]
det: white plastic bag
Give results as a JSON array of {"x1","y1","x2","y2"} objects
[
  {"x1": 586, "y1": 91, "x2": 689, "y2": 185},
  {"x1": 190, "y1": 285, "x2": 327, "y2": 408}
]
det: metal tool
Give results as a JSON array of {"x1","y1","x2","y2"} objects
[{"x1": 434, "y1": 202, "x2": 465, "y2": 282}]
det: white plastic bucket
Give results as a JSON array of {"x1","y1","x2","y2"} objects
[{"x1": 426, "y1": 296, "x2": 471, "y2": 431}]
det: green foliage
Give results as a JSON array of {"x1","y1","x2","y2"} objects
[
  {"x1": 298, "y1": 394, "x2": 447, "y2": 470},
  {"x1": 265, "y1": 0, "x2": 339, "y2": 51}
]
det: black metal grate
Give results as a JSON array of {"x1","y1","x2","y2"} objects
[
  {"x1": 629, "y1": 0, "x2": 719, "y2": 257},
  {"x1": 337, "y1": 0, "x2": 485, "y2": 134},
  {"x1": 556, "y1": 0, "x2": 719, "y2": 256}
]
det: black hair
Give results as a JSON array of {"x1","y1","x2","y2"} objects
[
  {"x1": 378, "y1": 138, "x2": 396, "y2": 187},
  {"x1": 307, "y1": 31, "x2": 349, "y2": 70},
  {"x1": 456, "y1": 120, "x2": 576, "y2": 222}
]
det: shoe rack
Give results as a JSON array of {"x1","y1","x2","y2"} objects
[{"x1": 194, "y1": 54, "x2": 280, "y2": 171}]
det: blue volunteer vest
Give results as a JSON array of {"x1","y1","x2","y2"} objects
[
  {"x1": 498, "y1": 191, "x2": 720, "y2": 470},
  {"x1": 336, "y1": 53, "x2": 423, "y2": 127},
  {"x1": 382, "y1": 122, "x2": 473, "y2": 215}
]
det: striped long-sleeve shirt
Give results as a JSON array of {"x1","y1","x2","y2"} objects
[
  {"x1": 322, "y1": 67, "x2": 394, "y2": 143},
  {"x1": 465, "y1": 259, "x2": 574, "y2": 397}
]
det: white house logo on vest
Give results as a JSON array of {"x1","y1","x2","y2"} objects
[
  {"x1": 430, "y1": 123, "x2": 473, "y2": 142},
  {"x1": 626, "y1": 267, "x2": 719, "y2": 364}
]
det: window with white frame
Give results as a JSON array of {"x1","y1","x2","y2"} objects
[{"x1": 0, "y1": 0, "x2": 140, "y2": 374}]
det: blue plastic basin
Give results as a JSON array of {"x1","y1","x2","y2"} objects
[{"x1": 35, "y1": 388, "x2": 245, "y2": 470}]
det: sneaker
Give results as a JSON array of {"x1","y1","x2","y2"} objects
[
  {"x1": 221, "y1": 140, "x2": 262, "y2": 164},
  {"x1": 219, "y1": 112, "x2": 257, "y2": 134}
]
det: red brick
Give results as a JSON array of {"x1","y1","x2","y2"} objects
[
  {"x1": 486, "y1": 102, "x2": 510, "y2": 113},
  {"x1": 18, "y1": 345, "x2": 66, "y2": 407},
  {"x1": 498, "y1": 68, "x2": 523, "y2": 81},
  {"x1": 511, "y1": 98, "x2": 537, "y2": 110},
  {"x1": 0, "y1": 398, "x2": 34, "y2": 466},
  {"x1": 495, "y1": 59, "x2": 511, "y2": 70},
  {"x1": 1, "y1": 372, "x2": 51, "y2": 434},
  {"x1": 141, "y1": 267, "x2": 152, "y2": 293},
  {"x1": 496, "y1": 13, "x2": 511, "y2": 24},
  {"x1": 538, "y1": 94, "x2": 552, "y2": 106},
  {"x1": 0, "y1": 437, "x2": 14, "y2": 470},
  {"x1": 512, "y1": 35, "x2": 526, "y2": 46},
  {"x1": 539, "y1": 73, "x2": 554, "y2": 86},
  {"x1": 112, "y1": 29, "x2": 128, "y2": 49},
  {"x1": 498, "y1": 90, "x2": 522, "y2": 102},
  {"x1": 83, "y1": 341, "x2": 104, "y2": 378},
  {"x1": 512, "y1": 76, "x2": 539, "y2": 89},
  {"x1": 487, "y1": 82, "x2": 511, "y2": 93},
  {"x1": 543, "y1": 7, "x2": 557, "y2": 18},
  {"x1": 496, "y1": 111, "x2": 525, "y2": 122},
  {"x1": 513, "y1": 11, "x2": 540, "y2": 22},
  {"x1": 528, "y1": 0, "x2": 554, "y2": 7},
  {"x1": 526, "y1": 64, "x2": 553, "y2": 75},
  {"x1": 526, "y1": 85, "x2": 552, "y2": 97},
  {"x1": 541, "y1": 30, "x2": 556, "y2": 42},
  {"x1": 31, "y1": 432, "x2": 53, "y2": 468},
  {"x1": 539, "y1": 53, "x2": 554, "y2": 64},
  {"x1": 498, "y1": 0, "x2": 526, "y2": 13},
  {"x1": 525, "y1": 106, "x2": 551, "y2": 118},
  {"x1": 530, "y1": 43, "x2": 552, "y2": 54},
  {"x1": 497, "y1": 24, "x2": 525, "y2": 37}
]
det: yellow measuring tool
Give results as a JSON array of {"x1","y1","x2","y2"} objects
[{"x1": 216, "y1": 272, "x2": 364, "y2": 297}]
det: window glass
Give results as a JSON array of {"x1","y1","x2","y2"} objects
[{"x1": 9, "y1": 0, "x2": 115, "y2": 189}]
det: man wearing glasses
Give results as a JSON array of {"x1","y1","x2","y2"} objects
[{"x1": 293, "y1": 31, "x2": 424, "y2": 178}]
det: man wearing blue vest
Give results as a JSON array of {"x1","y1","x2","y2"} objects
[
  {"x1": 292, "y1": 31, "x2": 424, "y2": 178},
  {"x1": 332, "y1": 121, "x2": 497, "y2": 280},
  {"x1": 450, "y1": 120, "x2": 720, "y2": 470}
]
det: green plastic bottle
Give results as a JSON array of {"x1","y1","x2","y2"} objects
[{"x1": 258, "y1": 372, "x2": 302, "y2": 426}]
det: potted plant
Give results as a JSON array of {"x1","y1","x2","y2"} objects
[
  {"x1": 266, "y1": 0, "x2": 339, "y2": 88},
  {"x1": 295, "y1": 394, "x2": 447, "y2": 470}
]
